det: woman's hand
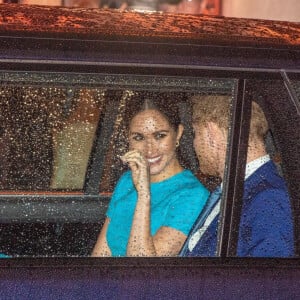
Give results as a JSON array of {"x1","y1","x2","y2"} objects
[
  {"x1": 121, "y1": 150, "x2": 187, "y2": 257},
  {"x1": 121, "y1": 150, "x2": 150, "y2": 194}
]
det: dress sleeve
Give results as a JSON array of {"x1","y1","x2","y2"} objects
[
  {"x1": 239, "y1": 188, "x2": 294, "y2": 257},
  {"x1": 163, "y1": 185, "x2": 210, "y2": 235}
]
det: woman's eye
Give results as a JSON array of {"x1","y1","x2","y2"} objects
[
  {"x1": 132, "y1": 134, "x2": 144, "y2": 141},
  {"x1": 155, "y1": 133, "x2": 167, "y2": 140}
]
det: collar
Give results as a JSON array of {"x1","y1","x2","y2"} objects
[
  {"x1": 244, "y1": 154, "x2": 270, "y2": 180},
  {"x1": 219, "y1": 155, "x2": 270, "y2": 191}
]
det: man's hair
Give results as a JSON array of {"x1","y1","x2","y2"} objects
[{"x1": 192, "y1": 94, "x2": 269, "y2": 141}]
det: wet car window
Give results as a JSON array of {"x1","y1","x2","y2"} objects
[
  {"x1": 184, "y1": 79, "x2": 299, "y2": 258},
  {"x1": 95, "y1": 77, "x2": 298, "y2": 258},
  {"x1": 0, "y1": 72, "x2": 235, "y2": 257},
  {"x1": 0, "y1": 77, "x2": 105, "y2": 191},
  {"x1": 225, "y1": 79, "x2": 300, "y2": 258},
  {"x1": 1, "y1": 74, "x2": 297, "y2": 258},
  {"x1": 228, "y1": 98, "x2": 295, "y2": 257}
]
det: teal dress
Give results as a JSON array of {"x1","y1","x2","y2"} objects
[
  {"x1": 0, "y1": 253, "x2": 9, "y2": 258},
  {"x1": 106, "y1": 169, "x2": 209, "y2": 256}
]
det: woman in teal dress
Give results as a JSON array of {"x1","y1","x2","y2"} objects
[{"x1": 92, "y1": 94, "x2": 209, "y2": 257}]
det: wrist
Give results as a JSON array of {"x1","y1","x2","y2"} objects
[{"x1": 137, "y1": 189, "x2": 150, "y2": 198}]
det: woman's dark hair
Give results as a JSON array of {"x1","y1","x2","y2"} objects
[
  {"x1": 124, "y1": 91, "x2": 182, "y2": 132},
  {"x1": 100, "y1": 90, "x2": 197, "y2": 192}
]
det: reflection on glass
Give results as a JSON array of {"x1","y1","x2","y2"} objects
[
  {"x1": 51, "y1": 89, "x2": 105, "y2": 190},
  {"x1": 0, "y1": 86, "x2": 104, "y2": 191}
]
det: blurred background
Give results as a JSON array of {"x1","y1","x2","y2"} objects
[{"x1": 0, "y1": 0, "x2": 299, "y2": 22}]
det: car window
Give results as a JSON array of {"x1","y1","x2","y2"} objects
[
  {"x1": 1, "y1": 73, "x2": 298, "y2": 258},
  {"x1": 223, "y1": 79, "x2": 300, "y2": 257},
  {"x1": 0, "y1": 85, "x2": 105, "y2": 191},
  {"x1": 0, "y1": 72, "x2": 235, "y2": 257}
]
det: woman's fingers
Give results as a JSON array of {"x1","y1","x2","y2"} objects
[
  {"x1": 121, "y1": 150, "x2": 150, "y2": 191},
  {"x1": 127, "y1": 161, "x2": 138, "y2": 173},
  {"x1": 121, "y1": 150, "x2": 148, "y2": 168}
]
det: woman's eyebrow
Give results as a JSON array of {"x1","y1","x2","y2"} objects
[
  {"x1": 130, "y1": 130, "x2": 169, "y2": 134},
  {"x1": 152, "y1": 130, "x2": 169, "y2": 134}
]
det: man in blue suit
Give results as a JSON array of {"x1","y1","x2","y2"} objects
[{"x1": 180, "y1": 96, "x2": 294, "y2": 257}]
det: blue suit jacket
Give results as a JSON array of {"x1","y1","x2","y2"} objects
[{"x1": 181, "y1": 161, "x2": 294, "y2": 257}]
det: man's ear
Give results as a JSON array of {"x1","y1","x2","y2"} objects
[
  {"x1": 176, "y1": 124, "x2": 184, "y2": 143},
  {"x1": 207, "y1": 121, "x2": 227, "y2": 147}
]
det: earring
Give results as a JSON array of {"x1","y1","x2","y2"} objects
[{"x1": 176, "y1": 141, "x2": 180, "y2": 148}]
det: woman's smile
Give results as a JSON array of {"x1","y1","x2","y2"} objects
[{"x1": 147, "y1": 155, "x2": 161, "y2": 165}]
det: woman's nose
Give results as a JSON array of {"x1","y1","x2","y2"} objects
[{"x1": 145, "y1": 139, "x2": 155, "y2": 155}]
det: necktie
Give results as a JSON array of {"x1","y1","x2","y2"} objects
[{"x1": 179, "y1": 185, "x2": 222, "y2": 256}]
